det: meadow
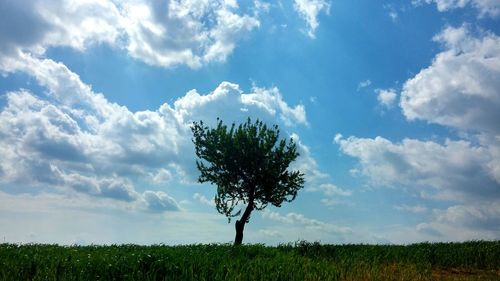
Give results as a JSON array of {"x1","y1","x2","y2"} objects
[{"x1": 1, "y1": 241, "x2": 499, "y2": 281}]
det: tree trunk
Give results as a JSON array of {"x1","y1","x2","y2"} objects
[
  {"x1": 233, "y1": 202, "x2": 254, "y2": 245},
  {"x1": 234, "y1": 220, "x2": 245, "y2": 245}
]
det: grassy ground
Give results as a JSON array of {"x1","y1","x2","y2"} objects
[{"x1": 1, "y1": 241, "x2": 499, "y2": 280}]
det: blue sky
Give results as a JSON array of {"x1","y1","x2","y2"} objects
[{"x1": 0, "y1": 0, "x2": 499, "y2": 245}]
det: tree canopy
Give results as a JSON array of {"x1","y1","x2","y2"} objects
[{"x1": 191, "y1": 118, "x2": 305, "y2": 245}]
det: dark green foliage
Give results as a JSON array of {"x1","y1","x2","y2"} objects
[
  {"x1": 192, "y1": 118, "x2": 304, "y2": 219},
  {"x1": 191, "y1": 118, "x2": 305, "y2": 244},
  {"x1": 1, "y1": 241, "x2": 499, "y2": 281}
]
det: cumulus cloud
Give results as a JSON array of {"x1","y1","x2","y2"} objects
[
  {"x1": 173, "y1": 82, "x2": 307, "y2": 127},
  {"x1": 337, "y1": 26, "x2": 500, "y2": 203},
  {"x1": 150, "y1": 169, "x2": 173, "y2": 184},
  {"x1": 0, "y1": 0, "x2": 122, "y2": 56},
  {"x1": 401, "y1": 26, "x2": 500, "y2": 133},
  {"x1": 416, "y1": 201, "x2": 500, "y2": 240},
  {"x1": 242, "y1": 85, "x2": 307, "y2": 126},
  {"x1": 376, "y1": 89, "x2": 397, "y2": 108},
  {"x1": 335, "y1": 130, "x2": 500, "y2": 239},
  {"x1": 51, "y1": 166, "x2": 140, "y2": 202},
  {"x1": 142, "y1": 190, "x2": 180, "y2": 212},
  {"x1": 0, "y1": 51, "x2": 309, "y2": 211},
  {"x1": 122, "y1": 0, "x2": 260, "y2": 68},
  {"x1": 308, "y1": 183, "x2": 352, "y2": 197},
  {"x1": 336, "y1": 24, "x2": 500, "y2": 240},
  {"x1": 293, "y1": 0, "x2": 330, "y2": 38},
  {"x1": 335, "y1": 135, "x2": 499, "y2": 201},
  {"x1": 413, "y1": 0, "x2": 500, "y2": 18},
  {"x1": 0, "y1": 0, "x2": 260, "y2": 69}
]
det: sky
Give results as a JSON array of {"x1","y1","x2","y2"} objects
[{"x1": 0, "y1": 0, "x2": 499, "y2": 245}]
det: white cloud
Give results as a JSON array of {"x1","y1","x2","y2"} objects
[
  {"x1": 262, "y1": 209, "x2": 352, "y2": 234},
  {"x1": 401, "y1": 26, "x2": 500, "y2": 133},
  {"x1": 0, "y1": 0, "x2": 122, "y2": 56},
  {"x1": 337, "y1": 25, "x2": 500, "y2": 240},
  {"x1": 51, "y1": 165, "x2": 140, "y2": 202},
  {"x1": 150, "y1": 169, "x2": 173, "y2": 184},
  {"x1": 388, "y1": 11, "x2": 398, "y2": 22},
  {"x1": 0, "y1": 191, "x2": 227, "y2": 244},
  {"x1": 413, "y1": 0, "x2": 500, "y2": 18},
  {"x1": 482, "y1": 134, "x2": 500, "y2": 184},
  {"x1": 289, "y1": 133, "x2": 328, "y2": 183},
  {"x1": 357, "y1": 79, "x2": 371, "y2": 91},
  {"x1": 293, "y1": 0, "x2": 330, "y2": 38},
  {"x1": 416, "y1": 201, "x2": 500, "y2": 240},
  {"x1": 193, "y1": 193, "x2": 215, "y2": 207},
  {"x1": 124, "y1": 0, "x2": 260, "y2": 68},
  {"x1": 258, "y1": 229, "x2": 281, "y2": 237},
  {"x1": 433, "y1": 203, "x2": 500, "y2": 230},
  {"x1": 394, "y1": 204, "x2": 428, "y2": 213},
  {"x1": 172, "y1": 82, "x2": 307, "y2": 127},
  {"x1": 308, "y1": 183, "x2": 352, "y2": 197},
  {"x1": 243, "y1": 85, "x2": 307, "y2": 126},
  {"x1": 376, "y1": 89, "x2": 397, "y2": 108},
  {"x1": 336, "y1": 133, "x2": 500, "y2": 239},
  {"x1": 320, "y1": 198, "x2": 352, "y2": 207},
  {"x1": 0, "y1": 52, "x2": 309, "y2": 212},
  {"x1": 397, "y1": 26, "x2": 500, "y2": 201},
  {"x1": 142, "y1": 190, "x2": 180, "y2": 212},
  {"x1": 253, "y1": 0, "x2": 271, "y2": 15},
  {"x1": 335, "y1": 135, "x2": 499, "y2": 201},
  {"x1": 0, "y1": 0, "x2": 261, "y2": 69},
  {"x1": 383, "y1": 4, "x2": 398, "y2": 22}
]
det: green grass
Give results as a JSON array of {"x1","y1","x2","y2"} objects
[{"x1": 1, "y1": 241, "x2": 499, "y2": 280}]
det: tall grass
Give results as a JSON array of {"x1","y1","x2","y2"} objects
[{"x1": 1, "y1": 241, "x2": 499, "y2": 281}]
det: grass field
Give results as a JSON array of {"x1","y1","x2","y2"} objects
[{"x1": 1, "y1": 241, "x2": 499, "y2": 280}]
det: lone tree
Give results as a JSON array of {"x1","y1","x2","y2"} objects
[{"x1": 191, "y1": 118, "x2": 305, "y2": 245}]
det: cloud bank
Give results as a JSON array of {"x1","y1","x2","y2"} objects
[
  {"x1": 0, "y1": 0, "x2": 260, "y2": 68},
  {"x1": 337, "y1": 25, "x2": 500, "y2": 240},
  {"x1": 0, "y1": 49, "x2": 310, "y2": 212}
]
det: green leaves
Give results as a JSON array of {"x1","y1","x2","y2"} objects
[{"x1": 191, "y1": 118, "x2": 305, "y2": 221}]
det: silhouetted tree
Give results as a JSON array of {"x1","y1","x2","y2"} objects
[{"x1": 191, "y1": 118, "x2": 305, "y2": 245}]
